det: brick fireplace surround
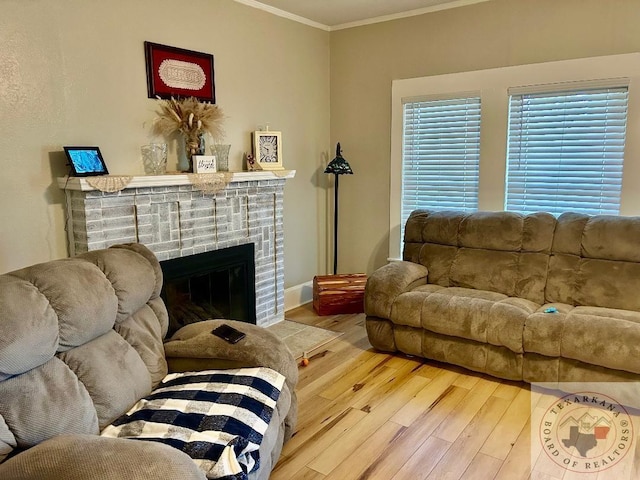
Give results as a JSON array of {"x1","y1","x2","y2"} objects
[{"x1": 58, "y1": 171, "x2": 295, "y2": 327}]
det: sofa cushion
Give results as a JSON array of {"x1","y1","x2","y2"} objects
[
  {"x1": 562, "y1": 306, "x2": 640, "y2": 374},
  {"x1": 458, "y1": 210, "x2": 525, "y2": 250},
  {"x1": 552, "y1": 212, "x2": 640, "y2": 262},
  {"x1": 0, "y1": 434, "x2": 206, "y2": 480},
  {"x1": 417, "y1": 244, "x2": 457, "y2": 286},
  {"x1": 0, "y1": 276, "x2": 58, "y2": 379},
  {"x1": 420, "y1": 330, "x2": 524, "y2": 380},
  {"x1": 450, "y1": 249, "x2": 519, "y2": 294},
  {"x1": 80, "y1": 247, "x2": 160, "y2": 325},
  {"x1": 581, "y1": 215, "x2": 640, "y2": 262},
  {"x1": 522, "y1": 303, "x2": 574, "y2": 357},
  {"x1": 9, "y1": 259, "x2": 119, "y2": 353},
  {"x1": 524, "y1": 305, "x2": 640, "y2": 375},
  {"x1": 114, "y1": 301, "x2": 168, "y2": 388},
  {"x1": 57, "y1": 330, "x2": 152, "y2": 429},
  {"x1": 403, "y1": 210, "x2": 555, "y2": 304},
  {"x1": 390, "y1": 285, "x2": 444, "y2": 328},
  {"x1": 547, "y1": 213, "x2": 640, "y2": 310},
  {"x1": 0, "y1": 358, "x2": 99, "y2": 448},
  {"x1": 404, "y1": 210, "x2": 462, "y2": 246},
  {"x1": 547, "y1": 254, "x2": 640, "y2": 311},
  {"x1": 390, "y1": 286, "x2": 539, "y2": 354},
  {"x1": 422, "y1": 288, "x2": 529, "y2": 353},
  {"x1": 101, "y1": 367, "x2": 285, "y2": 480}
]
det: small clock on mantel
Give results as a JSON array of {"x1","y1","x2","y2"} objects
[{"x1": 253, "y1": 130, "x2": 283, "y2": 170}]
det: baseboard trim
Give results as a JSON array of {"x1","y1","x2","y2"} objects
[{"x1": 284, "y1": 280, "x2": 313, "y2": 311}]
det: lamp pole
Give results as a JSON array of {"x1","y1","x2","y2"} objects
[
  {"x1": 332, "y1": 173, "x2": 339, "y2": 275},
  {"x1": 324, "y1": 142, "x2": 353, "y2": 276}
]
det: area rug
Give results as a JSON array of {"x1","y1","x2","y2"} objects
[{"x1": 267, "y1": 320, "x2": 343, "y2": 360}]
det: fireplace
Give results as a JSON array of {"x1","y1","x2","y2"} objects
[
  {"x1": 161, "y1": 243, "x2": 257, "y2": 336},
  {"x1": 58, "y1": 171, "x2": 295, "y2": 327}
]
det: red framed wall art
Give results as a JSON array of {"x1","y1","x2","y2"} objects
[{"x1": 144, "y1": 41, "x2": 216, "y2": 103}]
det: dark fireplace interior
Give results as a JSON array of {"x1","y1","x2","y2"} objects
[{"x1": 160, "y1": 243, "x2": 256, "y2": 336}]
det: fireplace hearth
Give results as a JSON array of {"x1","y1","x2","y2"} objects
[{"x1": 161, "y1": 243, "x2": 256, "y2": 335}]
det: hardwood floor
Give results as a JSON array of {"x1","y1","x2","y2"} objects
[{"x1": 271, "y1": 304, "x2": 639, "y2": 480}]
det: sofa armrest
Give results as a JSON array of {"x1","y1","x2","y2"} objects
[
  {"x1": 164, "y1": 319, "x2": 298, "y2": 390},
  {"x1": 364, "y1": 261, "x2": 428, "y2": 319},
  {"x1": 0, "y1": 434, "x2": 206, "y2": 480}
]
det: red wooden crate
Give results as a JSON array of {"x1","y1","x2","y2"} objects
[{"x1": 313, "y1": 274, "x2": 367, "y2": 316}]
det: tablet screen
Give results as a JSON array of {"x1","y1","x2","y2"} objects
[{"x1": 64, "y1": 146, "x2": 109, "y2": 176}]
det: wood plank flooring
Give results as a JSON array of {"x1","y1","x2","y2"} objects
[{"x1": 271, "y1": 304, "x2": 639, "y2": 480}]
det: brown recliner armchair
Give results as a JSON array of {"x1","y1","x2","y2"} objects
[{"x1": 0, "y1": 243, "x2": 297, "y2": 479}]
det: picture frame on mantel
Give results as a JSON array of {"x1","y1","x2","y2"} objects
[
  {"x1": 252, "y1": 131, "x2": 283, "y2": 170},
  {"x1": 144, "y1": 41, "x2": 216, "y2": 103}
]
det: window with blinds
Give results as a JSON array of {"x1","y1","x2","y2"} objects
[
  {"x1": 401, "y1": 95, "x2": 481, "y2": 228},
  {"x1": 505, "y1": 83, "x2": 629, "y2": 216}
]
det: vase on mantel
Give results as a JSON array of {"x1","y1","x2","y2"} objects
[{"x1": 182, "y1": 133, "x2": 206, "y2": 173}]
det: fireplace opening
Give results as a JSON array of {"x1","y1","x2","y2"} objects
[{"x1": 160, "y1": 243, "x2": 257, "y2": 336}]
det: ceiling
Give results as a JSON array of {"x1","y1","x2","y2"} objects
[{"x1": 242, "y1": 0, "x2": 490, "y2": 29}]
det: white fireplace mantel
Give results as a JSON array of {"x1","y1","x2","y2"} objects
[{"x1": 56, "y1": 170, "x2": 296, "y2": 191}]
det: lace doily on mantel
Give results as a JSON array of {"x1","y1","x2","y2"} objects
[
  {"x1": 86, "y1": 176, "x2": 133, "y2": 192},
  {"x1": 187, "y1": 172, "x2": 234, "y2": 194},
  {"x1": 83, "y1": 171, "x2": 284, "y2": 194}
]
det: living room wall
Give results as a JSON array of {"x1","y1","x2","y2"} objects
[
  {"x1": 330, "y1": 0, "x2": 640, "y2": 274},
  {"x1": 0, "y1": 0, "x2": 330, "y2": 289}
]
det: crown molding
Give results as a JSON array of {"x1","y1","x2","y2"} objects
[
  {"x1": 330, "y1": 0, "x2": 493, "y2": 31},
  {"x1": 234, "y1": 0, "x2": 492, "y2": 32},
  {"x1": 233, "y1": 0, "x2": 330, "y2": 31}
]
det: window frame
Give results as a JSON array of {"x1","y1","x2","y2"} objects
[{"x1": 389, "y1": 53, "x2": 640, "y2": 260}]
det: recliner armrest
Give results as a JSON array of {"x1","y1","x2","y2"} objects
[
  {"x1": 164, "y1": 319, "x2": 298, "y2": 390},
  {"x1": 364, "y1": 261, "x2": 428, "y2": 319}
]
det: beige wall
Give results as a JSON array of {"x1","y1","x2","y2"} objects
[
  {"x1": 5, "y1": 0, "x2": 640, "y2": 285},
  {"x1": 0, "y1": 0, "x2": 330, "y2": 287},
  {"x1": 330, "y1": 0, "x2": 640, "y2": 274}
]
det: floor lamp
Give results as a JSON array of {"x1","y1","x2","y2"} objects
[{"x1": 324, "y1": 143, "x2": 353, "y2": 275}]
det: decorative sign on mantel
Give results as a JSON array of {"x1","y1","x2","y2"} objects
[{"x1": 193, "y1": 155, "x2": 217, "y2": 173}]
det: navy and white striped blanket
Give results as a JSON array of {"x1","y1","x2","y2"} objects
[{"x1": 101, "y1": 367, "x2": 285, "y2": 480}]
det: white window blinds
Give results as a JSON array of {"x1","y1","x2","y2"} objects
[
  {"x1": 505, "y1": 84, "x2": 628, "y2": 216},
  {"x1": 401, "y1": 96, "x2": 480, "y2": 228}
]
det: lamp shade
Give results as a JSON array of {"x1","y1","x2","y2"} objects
[{"x1": 324, "y1": 143, "x2": 353, "y2": 175}]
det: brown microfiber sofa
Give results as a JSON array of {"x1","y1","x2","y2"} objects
[
  {"x1": 0, "y1": 243, "x2": 297, "y2": 480},
  {"x1": 365, "y1": 209, "x2": 640, "y2": 390}
]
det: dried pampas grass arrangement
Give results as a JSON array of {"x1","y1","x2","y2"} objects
[{"x1": 153, "y1": 97, "x2": 224, "y2": 156}]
